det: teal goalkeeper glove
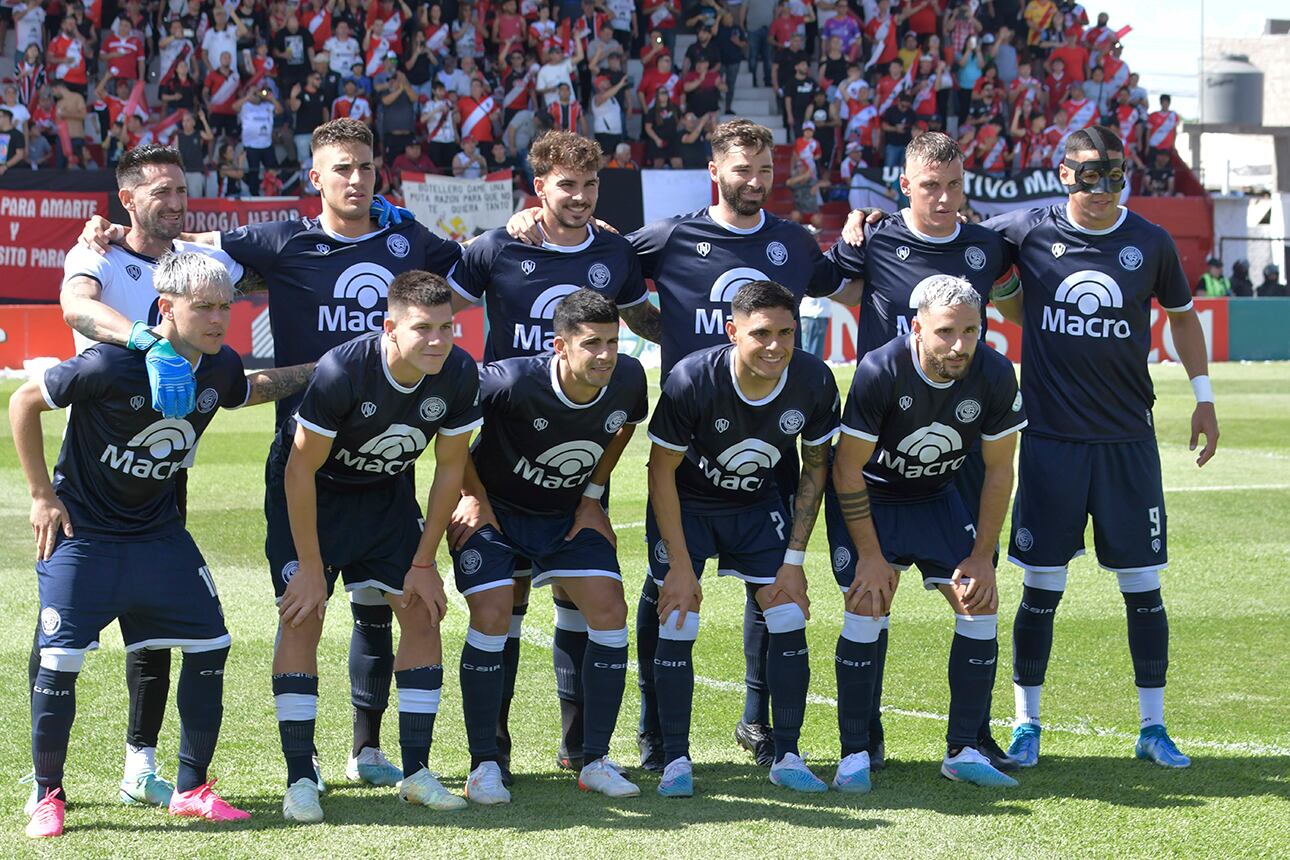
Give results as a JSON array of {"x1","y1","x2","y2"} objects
[{"x1": 130, "y1": 321, "x2": 195, "y2": 418}]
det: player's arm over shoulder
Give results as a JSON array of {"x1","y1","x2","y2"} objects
[
  {"x1": 242, "y1": 360, "x2": 318, "y2": 408},
  {"x1": 217, "y1": 219, "x2": 305, "y2": 281},
  {"x1": 980, "y1": 205, "x2": 1051, "y2": 248}
]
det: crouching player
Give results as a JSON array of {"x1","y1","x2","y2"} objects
[
  {"x1": 449, "y1": 289, "x2": 647, "y2": 802},
  {"x1": 827, "y1": 276, "x2": 1027, "y2": 792},
  {"x1": 11, "y1": 253, "x2": 316, "y2": 837},
  {"x1": 268, "y1": 271, "x2": 481, "y2": 823},
  {"x1": 645, "y1": 280, "x2": 840, "y2": 797}
]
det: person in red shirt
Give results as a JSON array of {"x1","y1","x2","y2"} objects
[
  {"x1": 874, "y1": 59, "x2": 905, "y2": 111},
  {"x1": 458, "y1": 77, "x2": 498, "y2": 143},
  {"x1": 1044, "y1": 55, "x2": 1071, "y2": 116},
  {"x1": 204, "y1": 50, "x2": 241, "y2": 136},
  {"x1": 1047, "y1": 28, "x2": 1089, "y2": 83},
  {"x1": 641, "y1": 0, "x2": 678, "y2": 51},
  {"x1": 101, "y1": 18, "x2": 144, "y2": 82},
  {"x1": 1060, "y1": 81, "x2": 1097, "y2": 130},
  {"x1": 48, "y1": 15, "x2": 90, "y2": 94},
  {"x1": 638, "y1": 52, "x2": 681, "y2": 112},
  {"x1": 546, "y1": 80, "x2": 583, "y2": 132},
  {"x1": 1110, "y1": 87, "x2": 1144, "y2": 151},
  {"x1": 862, "y1": 0, "x2": 902, "y2": 71},
  {"x1": 905, "y1": 0, "x2": 942, "y2": 37},
  {"x1": 1146, "y1": 93, "x2": 1180, "y2": 157},
  {"x1": 391, "y1": 138, "x2": 437, "y2": 182}
]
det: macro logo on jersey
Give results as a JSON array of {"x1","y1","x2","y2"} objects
[
  {"x1": 515, "y1": 284, "x2": 580, "y2": 352},
  {"x1": 700, "y1": 267, "x2": 770, "y2": 334},
  {"x1": 1042, "y1": 270, "x2": 1131, "y2": 339},
  {"x1": 894, "y1": 275, "x2": 944, "y2": 336},
  {"x1": 320, "y1": 262, "x2": 395, "y2": 333},
  {"x1": 196, "y1": 387, "x2": 219, "y2": 414},
  {"x1": 699, "y1": 438, "x2": 782, "y2": 491},
  {"x1": 513, "y1": 439, "x2": 605, "y2": 489},
  {"x1": 334, "y1": 423, "x2": 428, "y2": 475},
  {"x1": 876, "y1": 421, "x2": 966, "y2": 478},
  {"x1": 99, "y1": 418, "x2": 197, "y2": 481}
]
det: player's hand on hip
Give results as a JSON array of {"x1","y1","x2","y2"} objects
[
  {"x1": 952, "y1": 554, "x2": 997, "y2": 613},
  {"x1": 79, "y1": 215, "x2": 122, "y2": 255},
  {"x1": 1190, "y1": 402, "x2": 1219, "y2": 467},
  {"x1": 765, "y1": 563, "x2": 811, "y2": 619},
  {"x1": 845, "y1": 552, "x2": 894, "y2": 618},
  {"x1": 447, "y1": 492, "x2": 499, "y2": 550},
  {"x1": 841, "y1": 207, "x2": 887, "y2": 246},
  {"x1": 504, "y1": 206, "x2": 544, "y2": 245},
  {"x1": 402, "y1": 564, "x2": 448, "y2": 627},
  {"x1": 145, "y1": 338, "x2": 197, "y2": 418},
  {"x1": 658, "y1": 567, "x2": 702, "y2": 626},
  {"x1": 565, "y1": 496, "x2": 616, "y2": 547},
  {"x1": 279, "y1": 562, "x2": 328, "y2": 627},
  {"x1": 30, "y1": 492, "x2": 73, "y2": 561}
]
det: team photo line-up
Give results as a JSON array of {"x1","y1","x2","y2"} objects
[{"x1": 11, "y1": 114, "x2": 1219, "y2": 838}]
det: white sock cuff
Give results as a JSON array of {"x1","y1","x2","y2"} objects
[
  {"x1": 1117, "y1": 570, "x2": 1161, "y2": 593},
  {"x1": 658, "y1": 610, "x2": 701, "y2": 641},
  {"x1": 274, "y1": 692, "x2": 318, "y2": 722},
  {"x1": 508, "y1": 607, "x2": 527, "y2": 638},
  {"x1": 954, "y1": 613, "x2": 998, "y2": 640},
  {"x1": 841, "y1": 611, "x2": 884, "y2": 643},
  {"x1": 1023, "y1": 568, "x2": 1068, "y2": 591},
  {"x1": 880, "y1": 615, "x2": 890, "y2": 630},
  {"x1": 398, "y1": 687, "x2": 441, "y2": 714},
  {"x1": 348, "y1": 586, "x2": 389, "y2": 605},
  {"x1": 39, "y1": 651, "x2": 85, "y2": 672},
  {"x1": 763, "y1": 602, "x2": 807, "y2": 634},
  {"x1": 554, "y1": 604, "x2": 588, "y2": 632},
  {"x1": 466, "y1": 627, "x2": 508, "y2": 653},
  {"x1": 587, "y1": 626, "x2": 629, "y2": 649}
]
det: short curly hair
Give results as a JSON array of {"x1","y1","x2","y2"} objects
[
  {"x1": 710, "y1": 119, "x2": 774, "y2": 161},
  {"x1": 528, "y1": 131, "x2": 604, "y2": 177}
]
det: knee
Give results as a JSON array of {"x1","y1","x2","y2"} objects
[
  {"x1": 583, "y1": 600, "x2": 628, "y2": 632},
  {"x1": 468, "y1": 589, "x2": 515, "y2": 636},
  {"x1": 278, "y1": 614, "x2": 325, "y2": 647}
]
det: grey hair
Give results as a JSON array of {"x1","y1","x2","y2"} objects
[
  {"x1": 914, "y1": 275, "x2": 981, "y2": 313},
  {"x1": 154, "y1": 251, "x2": 233, "y2": 298}
]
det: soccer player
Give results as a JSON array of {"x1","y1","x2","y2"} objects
[
  {"x1": 11, "y1": 252, "x2": 314, "y2": 837},
  {"x1": 645, "y1": 280, "x2": 839, "y2": 797},
  {"x1": 448, "y1": 131, "x2": 656, "y2": 782},
  {"x1": 450, "y1": 288, "x2": 647, "y2": 802},
  {"x1": 984, "y1": 126, "x2": 1219, "y2": 769},
  {"x1": 828, "y1": 276, "x2": 1028, "y2": 792},
  {"x1": 269, "y1": 271, "x2": 480, "y2": 822}
]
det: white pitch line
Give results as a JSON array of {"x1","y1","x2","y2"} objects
[
  {"x1": 1166, "y1": 484, "x2": 1290, "y2": 493},
  {"x1": 444, "y1": 575, "x2": 1290, "y2": 758}
]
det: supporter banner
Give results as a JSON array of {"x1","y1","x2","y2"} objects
[
  {"x1": 0, "y1": 305, "x2": 75, "y2": 369},
  {"x1": 640, "y1": 169, "x2": 714, "y2": 226},
  {"x1": 846, "y1": 167, "x2": 1069, "y2": 216},
  {"x1": 0, "y1": 191, "x2": 111, "y2": 301},
  {"x1": 402, "y1": 170, "x2": 514, "y2": 241},
  {"x1": 183, "y1": 196, "x2": 323, "y2": 233}
]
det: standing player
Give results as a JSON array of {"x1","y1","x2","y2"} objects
[
  {"x1": 11, "y1": 253, "x2": 313, "y2": 837},
  {"x1": 828, "y1": 277, "x2": 1027, "y2": 792},
  {"x1": 450, "y1": 289, "x2": 647, "y2": 802},
  {"x1": 448, "y1": 131, "x2": 656, "y2": 782},
  {"x1": 269, "y1": 272, "x2": 480, "y2": 823},
  {"x1": 646, "y1": 281, "x2": 839, "y2": 797},
  {"x1": 983, "y1": 127, "x2": 1218, "y2": 768}
]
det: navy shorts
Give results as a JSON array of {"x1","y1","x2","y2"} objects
[
  {"x1": 37, "y1": 531, "x2": 229, "y2": 656},
  {"x1": 825, "y1": 487, "x2": 976, "y2": 589},
  {"x1": 1009, "y1": 435, "x2": 1167, "y2": 573},
  {"x1": 265, "y1": 467, "x2": 423, "y2": 600},
  {"x1": 452, "y1": 507, "x2": 619, "y2": 596},
  {"x1": 646, "y1": 498, "x2": 790, "y2": 586}
]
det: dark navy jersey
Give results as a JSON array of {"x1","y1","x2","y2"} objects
[
  {"x1": 983, "y1": 205, "x2": 1192, "y2": 442},
  {"x1": 40, "y1": 345, "x2": 250, "y2": 537},
  {"x1": 447, "y1": 225, "x2": 649, "y2": 362},
  {"x1": 826, "y1": 210, "x2": 1011, "y2": 359},
  {"x1": 648, "y1": 344, "x2": 840, "y2": 512},
  {"x1": 219, "y1": 217, "x2": 463, "y2": 425},
  {"x1": 628, "y1": 208, "x2": 843, "y2": 379},
  {"x1": 284, "y1": 332, "x2": 482, "y2": 491},
  {"x1": 471, "y1": 353, "x2": 649, "y2": 515},
  {"x1": 841, "y1": 335, "x2": 1026, "y2": 504}
]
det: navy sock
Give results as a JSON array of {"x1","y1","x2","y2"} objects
[
  {"x1": 273, "y1": 673, "x2": 318, "y2": 786},
  {"x1": 767, "y1": 628, "x2": 810, "y2": 760},
  {"x1": 553, "y1": 598, "x2": 588, "y2": 703},
  {"x1": 396, "y1": 665, "x2": 442, "y2": 777},
  {"x1": 27, "y1": 623, "x2": 40, "y2": 702},
  {"x1": 582, "y1": 630, "x2": 628, "y2": 761},
  {"x1": 1012, "y1": 586, "x2": 1063, "y2": 686},
  {"x1": 835, "y1": 636, "x2": 878, "y2": 757},
  {"x1": 175, "y1": 647, "x2": 227, "y2": 792},
  {"x1": 349, "y1": 601, "x2": 393, "y2": 756},
  {"x1": 125, "y1": 647, "x2": 171, "y2": 751},
  {"x1": 947, "y1": 632, "x2": 997, "y2": 749},
  {"x1": 869, "y1": 624, "x2": 888, "y2": 741},
  {"x1": 460, "y1": 630, "x2": 506, "y2": 761},
  {"x1": 498, "y1": 603, "x2": 525, "y2": 758},
  {"x1": 636, "y1": 578, "x2": 661, "y2": 733},
  {"x1": 32, "y1": 666, "x2": 77, "y2": 798},
  {"x1": 1123, "y1": 589, "x2": 1169, "y2": 688},
  {"x1": 653, "y1": 636, "x2": 694, "y2": 764},
  {"x1": 742, "y1": 583, "x2": 770, "y2": 725}
]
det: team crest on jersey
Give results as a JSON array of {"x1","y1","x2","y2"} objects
[
  {"x1": 898, "y1": 395, "x2": 913, "y2": 411},
  {"x1": 714, "y1": 418, "x2": 730, "y2": 433},
  {"x1": 779, "y1": 409, "x2": 805, "y2": 434},
  {"x1": 964, "y1": 246, "x2": 987, "y2": 271},
  {"x1": 896, "y1": 245, "x2": 911, "y2": 261},
  {"x1": 1119, "y1": 246, "x2": 1143, "y2": 271},
  {"x1": 653, "y1": 540, "x2": 669, "y2": 565},
  {"x1": 420, "y1": 397, "x2": 447, "y2": 422},
  {"x1": 387, "y1": 234, "x2": 411, "y2": 258},
  {"x1": 955, "y1": 399, "x2": 981, "y2": 423},
  {"x1": 588, "y1": 262, "x2": 612, "y2": 289},
  {"x1": 316, "y1": 244, "x2": 331, "y2": 255},
  {"x1": 40, "y1": 607, "x2": 61, "y2": 635},
  {"x1": 1051, "y1": 242, "x2": 1067, "y2": 258},
  {"x1": 281, "y1": 561, "x2": 300, "y2": 583},
  {"x1": 360, "y1": 401, "x2": 378, "y2": 418},
  {"x1": 196, "y1": 388, "x2": 219, "y2": 414},
  {"x1": 1015, "y1": 528, "x2": 1034, "y2": 551},
  {"x1": 1012, "y1": 392, "x2": 1023, "y2": 412},
  {"x1": 521, "y1": 259, "x2": 536, "y2": 276},
  {"x1": 126, "y1": 264, "x2": 142, "y2": 280},
  {"x1": 831, "y1": 546, "x2": 851, "y2": 573},
  {"x1": 459, "y1": 549, "x2": 483, "y2": 576},
  {"x1": 533, "y1": 417, "x2": 549, "y2": 431},
  {"x1": 697, "y1": 241, "x2": 711, "y2": 257},
  {"x1": 766, "y1": 241, "x2": 789, "y2": 266},
  {"x1": 605, "y1": 410, "x2": 628, "y2": 433},
  {"x1": 130, "y1": 395, "x2": 146, "y2": 411}
]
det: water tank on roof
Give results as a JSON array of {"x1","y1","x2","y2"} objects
[{"x1": 1201, "y1": 55, "x2": 1263, "y2": 126}]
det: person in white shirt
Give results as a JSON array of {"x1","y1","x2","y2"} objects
[
  {"x1": 2, "y1": 85, "x2": 31, "y2": 133},
  {"x1": 13, "y1": 1, "x2": 48, "y2": 55},
  {"x1": 536, "y1": 44, "x2": 578, "y2": 108},
  {"x1": 324, "y1": 21, "x2": 362, "y2": 76},
  {"x1": 234, "y1": 86, "x2": 281, "y2": 194},
  {"x1": 201, "y1": 6, "x2": 238, "y2": 72}
]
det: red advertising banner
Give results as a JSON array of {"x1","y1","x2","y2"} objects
[
  {"x1": 0, "y1": 191, "x2": 111, "y2": 301},
  {"x1": 183, "y1": 196, "x2": 323, "y2": 233}
]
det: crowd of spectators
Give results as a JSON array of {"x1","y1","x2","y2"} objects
[{"x1": 0, "y1": 0, "x2": 1185, "y2": 200}]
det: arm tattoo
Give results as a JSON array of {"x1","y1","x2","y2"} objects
[
  {"x1": 237, "y1": 268, "x2": 268, "y2": 294},
  {"x1": 620, "y1": 301, "x2": 662, "y2": 344},
  {"x1": 788, "y1": 443, "x2": 829, "y2": 551},
  {"x1": 837, "y1": 487, "x2": 871, "y2": 524},
  {"x1": 245, "y1": 363, "x2": 316, "y2": 406},
  {"x1": 70, "y1": 312, "x2": 108, "y2": 344}
]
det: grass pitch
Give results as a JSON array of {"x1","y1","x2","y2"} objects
[{"x1": 0, "y1": 362, "x2": 1287, "y2": 859}]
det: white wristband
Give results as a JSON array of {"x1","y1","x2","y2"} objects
[
  {"x1": 783, "y1": 549, "x2": 806, "y2": 566},
  {"x1": 1190, "y1": 375, "x2": 1214, "y2": 404},
  {"x1": 582, "y1": 482, "x2": 605, "y2": 501}
]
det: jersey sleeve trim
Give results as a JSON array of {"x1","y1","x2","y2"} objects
[
  {"x1": 1160, "y1": 299, "x2": 1193, "y2": 312},
  {"x1": 646, "y1": 431, "x2": 689, "y2": 452},
  {"x1": 294, "y1": 414, "x2": 338, "y2": 438},
  {"x1": 228, "y1": 377, "x2": 253, "y2": 410},
  {"x1": 440, "y1": 417, "x2": 483, "y2": 436},
  {"x1": 38, "y1": 370, "x2": 60, "y2": 410},
  {"x1": 803, "y1": 426, "x2": 841, "y2": 446},
  {"x1": 839, "y1": 423, "x2": 879, "y2": 442},
  {"x1": 617, "y1": 291, "x2": 649, "y2": 309},
  {"x1": 445, "y1": 261, "x2": 482, "y2": 305},
  {"x1": 981, "y1": 419, "x2": 1028, "y2": 441}
]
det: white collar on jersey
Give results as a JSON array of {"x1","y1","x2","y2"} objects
[
  {"x1": 1064, "y1": 202, "x2": 1128, "y2": 235},
  {"x1": 321, "y1": 222, "x2": 388, "y2": 244},
  {"x1": 900, "y1": 208, "x2": 960, "y2": 244},
  {"x1": 707, "y1": 206, "x2": 766, "y2": 235},
  {"x1": 380, "y1": 335, "x2": 424, "y2": 394},
  {"x1": 549, "y1": 353, "x2": 607, "y2": 409},
  {"x1": 537, "y1": 223, "x2": 595, "y2": 253},
  {"x1": 728, "y1": 346, "x2": 788, "y2": 406},
  {"x1": 908, "y1": 333, "x2": 954, "y2": 390}
]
